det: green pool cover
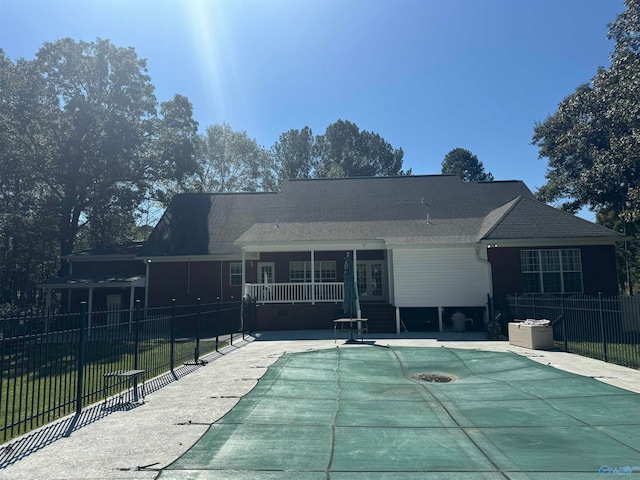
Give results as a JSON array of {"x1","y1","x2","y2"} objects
[{"x1": 160, "y1": 346, "x2": 640, "y2": 479}]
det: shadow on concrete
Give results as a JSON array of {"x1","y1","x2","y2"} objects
[{"x1": 0, "y1": 339, "x2": 252, "y2": 469}]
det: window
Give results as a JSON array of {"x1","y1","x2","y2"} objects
[
  {"x1": 289, "y1": 261, "x2": 336, "y2": 283},
  {"x1": 289, "y1": 261, "x2": 310, "y2": 283},
  {"x1": 229, "y1": 262, "x2": 242, "y2": 286},
  {"x1": 520, "y1": 249, "x2": 583, "y2": 293}
]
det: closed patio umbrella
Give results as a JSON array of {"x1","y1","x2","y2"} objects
[{"x1": 343, "y1": 252, "x2": 359, "y2": 342}]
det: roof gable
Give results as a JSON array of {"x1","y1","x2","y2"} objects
[{"x1": 481, "y1": 196, "x2": 621, "y2": 240}]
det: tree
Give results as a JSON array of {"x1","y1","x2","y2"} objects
[
  {"x1": 597, "y1": 207, "x2": 640, "y2": 294},
  {"x1": 29, "y1": 38, "x2": 198, "y2": 271},
  {"x1": 441, "y1": 148, "x2": 494, "y2": 182},
  {"x1": 313, "y1": 120, "x2": 407, "y2": 178},
  {"x1": 532, "y1": 0, "x2": 640, "y2": 219},
  {"x1": 0, "y1": 38, "x2": 199, "y2": 289},
  {"x1": 186, "y1": 123, "x2": 276, "y2": 193},
  {"x1": 272, "y1": 126, "x2": 316, "y2": 180},
  {"x1": 0, "y1": 49, "x2": 59, "y2": 307}
]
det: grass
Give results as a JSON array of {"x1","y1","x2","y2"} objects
[
  {"x1": 0, "y1": 334, "x2": 231, "y2": 443},
  {"x1": 559, "y1": 339, "x2": 640, "y2": 370}
]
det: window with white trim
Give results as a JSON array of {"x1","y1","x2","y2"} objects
[
  {"x1": 229, "y1": 262, "x2": 242, "y2": 286},
  {"x1": 520, "y1": 249, "x2": 583, "y2": 293},
  {"x1": 289, "y1": 261, "x2": 337, "y2": 283}
]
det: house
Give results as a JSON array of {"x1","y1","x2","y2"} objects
[{"x1": 41, "y1": 175, "x2": 622, "y2": 332}]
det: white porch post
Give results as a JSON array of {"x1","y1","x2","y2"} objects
[
  {"x1": 353, "y1": 249, "x2": 361, "y2": 319},
  {"x1": 396, "y1": 306, "x2": 401, "y2": 334},
  {"x1": 311, "y1": 250, "x2": 315, "y2": 305},
  {"x1": 144, "y1": 260, "x2": 150, "y2": 312},
  {"x1": 241, "y1": 246, "x2": 246, "y2": 297},
  {"x1": 129, "y1": 284, "x2": 136, "y2": 333},
  {"x1": 45, "y1": 288, "x2": 52, "y2": 316},
  {"x1": 438, "y1": 306, "x2": 444, "y2": 332},
  {"x1": 88, "y1": 287, "x2": 94, "y2": 338},
  {"x1": 45, "y1": 288, "x2": 52, "y2": 334}
]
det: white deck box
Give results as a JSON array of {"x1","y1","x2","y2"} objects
[{"x1": 508, "y1": 322, "x2": 554, "y2": 350}]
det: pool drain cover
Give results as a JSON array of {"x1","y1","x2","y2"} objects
[{"x1": 413, "y1": 373, "x2": 457, "y2": 383}]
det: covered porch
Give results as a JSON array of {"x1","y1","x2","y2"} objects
[
  {"x1": 39, "y1": 275, "x2": 146, "y2": 332},
  {"x1": 237, "y1": 238, "x2": 395, "y2": 331}
]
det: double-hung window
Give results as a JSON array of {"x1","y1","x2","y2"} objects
[
  {"x1": 521, "y1": 249, "x2": 583, "y2": 293},
  {"x1": 289, "y1": 261, "x2": 336, "y2": 283},
  {"x1": 229, "y1": 262, "x2": 242, "y2": 286}
]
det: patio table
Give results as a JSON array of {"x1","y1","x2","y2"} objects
[{"x1": 333, "y1": 318, "x2": 368, "y2": 343}]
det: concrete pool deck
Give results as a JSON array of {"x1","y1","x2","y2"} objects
[{"x1": 1, "y1": 330, "x2": 639, "y2": 479}]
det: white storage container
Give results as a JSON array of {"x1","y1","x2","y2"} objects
[{"x1": 508, "y1": 321, "x2": 553, "y2": 350}]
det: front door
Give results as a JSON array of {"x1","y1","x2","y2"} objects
[
  {"x1": 257, "y1": 262, "x2": 275, "y2": 302},
  {"x1": 357, "y1": 261, "x2": 385, "y2": 301},
  {"x1": 258, "y1": 262, "x2": 275, "y2": 284}
]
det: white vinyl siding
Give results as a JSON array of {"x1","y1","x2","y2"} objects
[{"x1": 391, "y1": 246, "x2": 490, "y2": 307}]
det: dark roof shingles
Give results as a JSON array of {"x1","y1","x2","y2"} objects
[{"x1": 144, "y1": 176, "x2": 617, "y2": 255}]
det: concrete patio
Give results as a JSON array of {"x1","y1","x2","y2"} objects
[{"x1": 1, "y1": 330, "x2": 639, "y2": 479}]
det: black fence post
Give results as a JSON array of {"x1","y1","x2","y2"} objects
[
  {"x1": 170, "y1": 299, "x2": 176, "y2": 372},
  {"x1": 487, "y1": 294, "x2": 493, "y2": 333},
  {"x1": 133, "y1": 300, "x2": 141, "y2": 401},
  {"x1": 598, "y1": 292, "x2": 608, "y2": 362},
  {"x1": 215, "y1": 296, "x2": 220, "y2": 352},
  {"x1": 561, "y1": 294, "x2": 568, "y2": 352},
  {"x1": 195, "y1": 297, "x2": 201, "y2": 363},
  {"x1": 76, "y1": 302, "x2": 87, "y2": 415},
  {"x1": 134, "y1": 300, "x2": 141, "y2": 371}
]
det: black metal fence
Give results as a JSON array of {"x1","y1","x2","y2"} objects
[
  {"x1": 0, "y1": 297, "x2": 257, "y2": 443},
  {"x1": 496, "y1": 293, "x2": 640, "y2": 370}
]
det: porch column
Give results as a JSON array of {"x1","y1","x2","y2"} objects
[
  {"x1": 396, "y1": 306, "x2": 401, "y2": 334},
  {"x1": 241, "y1": 246, "x2": 246, "y2": 297},
  {"x1": 129, "y1": 284, "x2": 136, "y2": 333},
  {"x1": 144, "y1": 259, "x2": 150, "y2": 312},
  {"x1": 88, "y1": 287, "x2": 94, "y2": 338},
  {"x1": 45, "y1": 288, "x2": 52, "y2": 316},
  {"x1": 438, "y1": 306, "x2": 444, "y2": 332},
  {"x1": 311, "y1": 250, "x2": 315, "y2": 305},
  {"x1": 353, "y1": 249, "x2": 361, "y2": 319},
  {"x1": 44, "y1": 288, "x2": 52, "y2": 334}
]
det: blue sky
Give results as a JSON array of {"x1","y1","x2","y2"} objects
[{"x1": 0, "y1": 0, "x2": 626, "y2": 221}]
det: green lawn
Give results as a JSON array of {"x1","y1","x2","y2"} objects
[
  {"x1": 1, "y1": 336, "x2": 227, "y2": 443},
  {"x1": 560, "y1": 339, "x2": 640, "y2": 369}
]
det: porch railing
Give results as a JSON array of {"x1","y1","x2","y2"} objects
[{"x1": 245, "y1": 282, "x2": 343, "y2": 304}]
